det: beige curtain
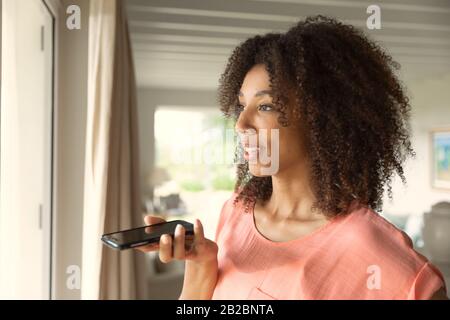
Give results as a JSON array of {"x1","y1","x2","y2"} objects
[{"x1": 82, "y1": 0, "x2": 146, "y2": 299}]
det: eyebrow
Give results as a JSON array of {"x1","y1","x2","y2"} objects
[{"x1": 238, "y1": 90, "x2": 272, "y2": 98}]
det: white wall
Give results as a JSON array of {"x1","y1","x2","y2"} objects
[{"x1": 383, "y1": 73, "x2": 450, "y2": 216}]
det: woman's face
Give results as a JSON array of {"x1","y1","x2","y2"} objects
[{"x1": 235, "y1": 64, "x2": 306, "y2": 177}]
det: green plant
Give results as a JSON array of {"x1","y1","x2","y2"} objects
[
  {"x1": 212, "y1": 174, "x2": 235, "y2": 191},
  {"x1": 180, "y1": 180, "x2": 205, "y2": 192}
]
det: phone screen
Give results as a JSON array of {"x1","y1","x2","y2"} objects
[{"x1": 101, "y1": 219, "x2": 194, "y2": 249}]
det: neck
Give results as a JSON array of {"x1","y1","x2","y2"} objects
[{"x1": 265, "y1": 162, "x2": 326, "y2": 222}]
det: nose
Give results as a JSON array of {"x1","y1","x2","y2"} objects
[
  {"x1": 235, "y1": 106, "x2": 254, "y2": 134},
  {"x1": 235, "y1": 109, "x2": 257, "y2": 145}
]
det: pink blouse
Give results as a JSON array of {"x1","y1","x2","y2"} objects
[{"x1": 212, "y1": 193, "x2": 446, "y2": 300}]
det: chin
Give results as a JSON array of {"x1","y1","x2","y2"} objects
[{"x1": 248, "y1": 163, "x2": 273, "y2": 177}]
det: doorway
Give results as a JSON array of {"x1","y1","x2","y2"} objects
[{"x1": 0, "y1": 0, "x2": 54, "y2": 299}]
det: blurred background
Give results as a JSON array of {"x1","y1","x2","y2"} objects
[{"x1": 1, "y1": 0, "x2": 449, "y2": 299}]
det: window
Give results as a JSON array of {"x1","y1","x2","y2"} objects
[{"x1": 151, "y1": 106, "x2": 236, "y2": 239}]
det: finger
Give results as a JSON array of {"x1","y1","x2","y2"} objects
[
  {"x1": 159, "y1": 234, "x2": 173, "y2": 263},
  {"x1": 184, "y1": 236, "x2": 195, "y2": 258},
  {"x1": 185, "y1": 235, "x2": 194, "y2": 251},
  {"x1": 193, "y1": 219, "x2": 205, "y2": 242},
  {"x1": 144, "y1": 215, "x2": 166, "y2": 226},
  {"x1": 135, "y1": 242, "x2": 159, "y2": 252},
  {"x1": 173, "y1": 224, "x2": 186, "y2": 260}
]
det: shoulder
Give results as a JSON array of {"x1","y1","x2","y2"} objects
[
  {"x1": 335, "y1": 204, "x2": 446, "y2": 299},
  {"x1": 219, "y1": 192, "x2": 240, "y2": 218},
  {"x1": 344, "y1": 205, "x2": 416, "y2": 256},
  {"x1": 214, "y1": 192, "x2": 243, "y2": 242}
]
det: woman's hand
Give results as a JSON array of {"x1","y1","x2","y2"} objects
[
  {"x1": 136, "y1": 215, "x2": 218, "y2": 265},
  {"x1": 137, "y1": 215, "x2": 219, "y2": 299}
]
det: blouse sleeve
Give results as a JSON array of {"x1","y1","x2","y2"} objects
[{"x1": 407, "y1": 261, "x2": 447, "y2": 299}]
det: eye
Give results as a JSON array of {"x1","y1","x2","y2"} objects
[{"x1": 258, "y1": 104, "x2": 274, "y2": 112}]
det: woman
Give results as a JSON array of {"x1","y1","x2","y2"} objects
[{"x1": 138, "y1": 16, "x2": 448, "y2": 300}]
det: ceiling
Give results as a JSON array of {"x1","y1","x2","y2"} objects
[{"x1": 125, "y1": 0, "x2": 450, "y2": 89}]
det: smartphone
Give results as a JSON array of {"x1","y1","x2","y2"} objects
[{"x1": 101, "y1": 219, "x2": 194, "y2": 250}]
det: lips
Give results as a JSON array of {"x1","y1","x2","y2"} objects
[
  {"x1": 241, "y1": 139, "x2": 259, "y2": 149},
  {"x1": 244, "y1": 146, "x2": 259, "y2": 153},
  {"x1": 243, "y1": 145, "x2": 262, "y2": 161},
  {"x1": 238, "y1": 131, "x2": 263, "y2": 161}
]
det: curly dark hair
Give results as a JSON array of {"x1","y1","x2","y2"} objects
[{"x1": 217, "y1": 15, "x2": 415, "y2": 217}]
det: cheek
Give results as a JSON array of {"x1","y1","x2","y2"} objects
[
  {"x1": 256, "y1": 119, "x2": 281, "y2": 146},
  {"x1": 276, "y1": 131, "x2": 303, "y2": 162},
  {"x1": 255, "y1": 118, "x2": 303, "y2": 160}
]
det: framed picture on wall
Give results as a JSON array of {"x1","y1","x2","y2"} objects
[{"x1": 431, "y1": 128, "x2": 450, "y2": 190}]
